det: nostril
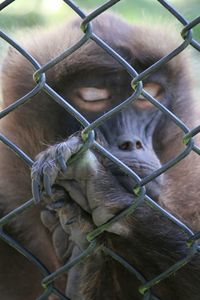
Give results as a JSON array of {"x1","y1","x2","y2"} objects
[
  {"x1": 119, "y1": 141, "x2": 133, "y2": 151},
  {"x1": 118, "y1": 140, "x2": 143, "y2": 151},
  {"x1": 136, "y1": 140, "x2": 143, "y2": 149}
]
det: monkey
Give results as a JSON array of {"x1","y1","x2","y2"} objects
[{"x1": 0, "y1": 12, "x2": 200, "y2": 300}]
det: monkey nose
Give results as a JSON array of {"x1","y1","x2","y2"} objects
[{"x1": 118, "y1": 137, "x2": 143, "y2": 151}]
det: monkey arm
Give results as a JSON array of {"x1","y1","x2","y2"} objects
[{"x1": 41, "y1": 185, "x2": 200, "y2": 300}]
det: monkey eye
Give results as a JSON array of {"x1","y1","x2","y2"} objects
[
  {"x1": 135, "y1": 82, "x2": 163, "y2": 109},
  {"x1": 72, "y1": 87, "x2": 111, "y2": 111},
  {"x1": 77, "y1": 87, "x2": 110, "y2": 102}
]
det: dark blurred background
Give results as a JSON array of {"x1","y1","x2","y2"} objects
[
  {"x1": 0, "y1": 1, "x2": 199, "y2": 112},
  {"x1": 0, "y1": 0, "x2": 199, "y2": 36}
]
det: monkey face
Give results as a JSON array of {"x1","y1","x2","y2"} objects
[
  {"x1": 61, "y1": 62, "x2": 167, "y2": 200},
  {"x1": 59, "y1": 56, "x2": 169, "y2": 201}
]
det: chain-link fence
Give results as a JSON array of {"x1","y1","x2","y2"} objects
[{"x1": 1, "y1": 0, "x2": 200, "y2": 299}]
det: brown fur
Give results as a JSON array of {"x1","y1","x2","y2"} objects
[{"x1": 1, "y1": 13, "x2": 200, "y2": 299}]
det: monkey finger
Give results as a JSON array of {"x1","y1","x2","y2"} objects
[
  {"x1": 32, "y1": 178, "x2": 42, "y2": 203},
  {"x1": 43, "y1": 174, "x2": 53, "y2": 196},
  {"x1": 61, "y1": 135, "x2": 83, "y2": 158},
  {"x1": 55, "y1": 137, "x2": 83, "y2": 171},
  {"x1": 57, "y1": 180, "x2": 91, "y2": 213},
  {"x1": 57, "y1": 155, "x2": 67, "y2": 173},
  {"x1": 58, "y1": 150, "x2": 100, "y2": 182},
  {"x1": 57, "y1": 203, "x2": 93, "y2": 251},
  {"x1": 41, "y1": 208, "x2": 74, "y2": 261},
  {"x1": 52, "y1": 224, "x2": 72, "y2": 261},
  {"x1": 42, "y1": 162, "x2": 59, "y2": 196},
  {"x1": 40, "y1": 209, "x2": 59, "y2": 232},
  {"x1": 32, "y1": 158, "x2": 49, "y2": 202}
]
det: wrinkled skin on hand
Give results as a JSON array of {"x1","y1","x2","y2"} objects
[
  {"x1": 41, "y1": 190, "x2": 94, "y2": 299},
  {"x1": 33, "y1": 133, "x2": 135, "y2": 299},
  {"x1": 32, "y1": 134, "x2": 133, "y2": 230}
]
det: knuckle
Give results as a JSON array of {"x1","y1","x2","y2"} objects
[{"x1": 40, "y1": 209, "x2": 58, "y2": 230}]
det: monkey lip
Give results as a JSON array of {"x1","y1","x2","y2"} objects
[
  {"x1": 116, "y1": 173, "x2": 161, "y2": 200},
  {"x1": 109, "y1": 162, "x2": 157, "y2": 181},
  {"x1": 116, "y1": 174, "x2": 137, "y2": 193},
  {"x1": 110, "y1": 164, "x2": 161, "y2": 200}
]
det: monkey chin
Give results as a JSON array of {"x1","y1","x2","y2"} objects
[
  {"x1": 116, "y1": 173, "x2": 163, "y2": 202},
  {"x1": 103, "y1": 158, "x2": 163, "y2": 202}
]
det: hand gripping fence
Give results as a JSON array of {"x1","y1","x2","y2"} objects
[{"x1": 0, "y1": 0, "x2": 200, "y2": 299}]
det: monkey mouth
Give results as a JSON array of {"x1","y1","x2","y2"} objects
[
  {"x1": 107, "y1": 160, "x2": 157, "y2": 180},
  {"x1": 116, "y1": 173, "x2": 161, "y2": 202},
  {"x1": 109, "y1": 163, "x2": 162, "y2": 201}
]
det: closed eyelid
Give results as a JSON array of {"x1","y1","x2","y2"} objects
[
  {"x1": 70, "y1": 87, "x2": 111, "y2": 112},
  {"x1": 135, "y1": 82, "x2": 164, "y2": 109},
  {"x1": 77, "y1": 87, "x2": 110, "y2": 102}
]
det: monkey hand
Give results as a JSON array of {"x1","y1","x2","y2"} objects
[
  {"x1": 40, "y1": 189, "x2": 94, "y2": 262},
  {"x1": 32, "y1": 133, "x2": 135, "y2": 233},
  {"x1": 31, "y1": 133, "x2": 97, "y2": 211},
  {"x1": 41, "y1": 207, "x2": 73, "y2": 262},
  {"x1": 41, "y1": 192, "x2": 94, "y2": 299},
  {"x1": 40, "y1": 188, "x2": 76, "y2": 262}
]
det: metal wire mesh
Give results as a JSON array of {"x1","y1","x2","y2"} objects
[{"x1": 0, "y1": 0, "x2": 200, "y2": 299}]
